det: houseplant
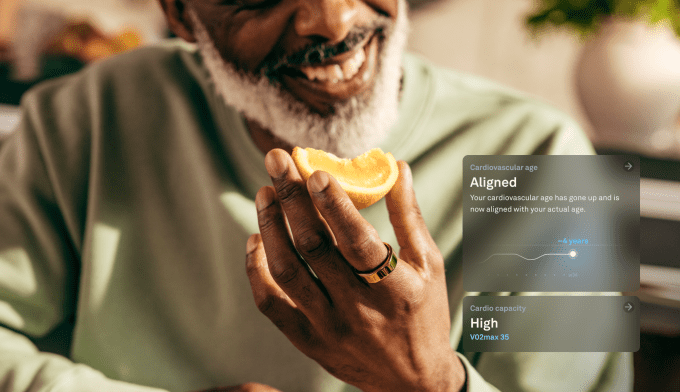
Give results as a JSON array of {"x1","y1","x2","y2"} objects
[
  {"x1": 527, "y1": 0, "x2": 680, "y2": 157},
  {"x1": 526, "y1": 0, "x2": 680, "y2": 37}
]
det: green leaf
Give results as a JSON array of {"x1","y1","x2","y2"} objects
[{"x1": 526, "y1": 0, "x2": 680, "y2": 37}]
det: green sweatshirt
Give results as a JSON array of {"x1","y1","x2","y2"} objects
[{"x1": 0, "y1": 41, "x2": 631, "y2": 392}]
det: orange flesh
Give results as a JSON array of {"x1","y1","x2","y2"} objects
[{"x1": 307, "y1": 152, "x2": 391, "y2": 188}]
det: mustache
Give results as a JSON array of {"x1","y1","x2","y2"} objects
[{"x1": 261, "y1": 14, "x2": 392, "y2": 76}]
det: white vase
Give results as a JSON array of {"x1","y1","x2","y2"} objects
[{"x1": 575, "y1": 17, "x2": 680, "y2": 158}]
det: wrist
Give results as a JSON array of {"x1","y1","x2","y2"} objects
[
  {"x1": 365, "y1": 349, "x2": 466, "y2": 392},
  {"x1": 449, "y1": 353, "x2": 467, "y2": 392},
  {"x1": 422, "y1": 349, "x2": 466, "y2": 392}
]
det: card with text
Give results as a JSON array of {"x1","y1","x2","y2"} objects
[
  {"x1": 462, "y1": 296, "x2": 639, "y2": 352},
  {"x1": 463, "y1": 155, "x2": 639, "y2": 292}
]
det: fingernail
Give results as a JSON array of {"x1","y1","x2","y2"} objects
[
  {"x1": 265, "y1": 151, "x2": 288, "y2": 178},
  {"x1": 255, "y1": 188, "x2": 275, "y2": 211},
  {"x1": 308, "y1": 171, "x2": 330, "y2": 193},
  {"x1": 246, "y1": 234, "x2": 259, "y2": 254}
]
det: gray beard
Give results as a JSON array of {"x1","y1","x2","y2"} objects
[{"x1": 189, "y1": 0, "x2": 408, "y2": 158}]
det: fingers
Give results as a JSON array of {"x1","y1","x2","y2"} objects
[
  {"x1": 308, "y1": 169, "x2": 426, "y2": 301},
  {"x1": 385, "y1": 161, "x2": 442, "y2": 274},
  {"x1": 307, "y1": 170, "x2": 388, "y2": 272},
  {"x1": 245, "y1": 233, "x2": 317, "y2": 349},
  {"x1": 264, "y1": 149, "x2": 358, "y2": 288},
  {"x1": 254, "y1": 186, "x2": 331, "y2": 317}
]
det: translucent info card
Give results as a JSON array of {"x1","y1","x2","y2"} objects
[
  {"x1": 463, "y1": 296, "x2": 640, "y2": 352},
  {"x1": 463, "y1": 156, "x2": 639, "y2": 292}
]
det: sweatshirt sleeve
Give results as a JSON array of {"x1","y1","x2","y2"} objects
[
  {"x1": 456, "y1": 353, "x2": 501, "y2": 392},
  {"x1": 0, "y1": 83, "x2": 168, "y2": 392}
]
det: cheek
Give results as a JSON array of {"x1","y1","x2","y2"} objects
[{"x1": 207, "y1": 9, "x2": 293, "y2": 71}]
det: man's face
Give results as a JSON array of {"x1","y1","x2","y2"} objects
[
  {"x1": 186, "y1": 0, "x2": 399, "y2": 115},
  {"x1": 162, "y1": 0, "x2": 406, "y2": 158}
]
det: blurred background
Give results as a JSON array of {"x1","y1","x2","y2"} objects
[{"x1": 0, "y1": 0, "x2": 679, "y2": 390}]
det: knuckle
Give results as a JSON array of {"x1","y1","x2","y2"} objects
[
  {"x1": 314, "y1": 186, "x2": 351, "y2": 214},
  {"x1": 396, "y1": 292, "x2": 420, "y2": 313},
  {"x1": 428, "y1": 248, "x2": 446, "y2": 271},
  {"x1": 412, "y1": 204, "x2": 425, "y2": 221},
  {"x1": 407, "y1": 201, "x2": 425, "y2": 224},
  {"x1": 295, "y1": 228, "x2": 332, "y2": 260},
  {"x1": 274, "y1": 179, "x2": 305, "y2": 203},
  {"x1": 402, "y1": 279, "x2": 427, "y2": 309},
  {"x1": 269, "y1": 259, "x2": 301, "y2": 286},
  {"x1": 346, "y1": 233, "x2": 382, "y2": 261},
  {"x1": 290, "y1": 317, "x2": 316, "y2": 343},
  {"x1": 327, "y1": 194, "x2": 354, "y2": 215},
  {"x1": 245, "y1": 256, "x2": 260, "y2": 279},
  {"x1": 270, "y1": 310, "x2": 318, "y2": 350},
  {"x1": 255, "y1": 294, "x2": 279, "y2": 315},
  {"x1": 257, "y1": 205, "x2": 280, "y2": 234},
  {"x1": 378, "y1": 277, "x2": 426, "y2": 317},
  {"x1": 271, "y1": 315, "x2": 289, "y2": 331},
  {"x1": 390, "y1": 215, "x2": 407, "y2": 232}
]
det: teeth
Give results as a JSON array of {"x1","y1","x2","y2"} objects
[
  {"x1": 311, "y1": 67, "x2": 325, "y2": 81},
  {"x1": 341, "y1": 48, "x2": 365, "y2": 80},
  {"x1": 331, "y1": 64, "x2": 344, "y2": 82},
  {"x1": 298, "y1": 47, "x2": 367, "y2": 83}
]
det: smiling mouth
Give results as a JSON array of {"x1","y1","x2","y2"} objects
[
  {"x1": 295, "y1": 33, "x2": 374, "y2": 83},
  {"x1": 277, "y1": 34, "x2": 380, "y2": 107}
]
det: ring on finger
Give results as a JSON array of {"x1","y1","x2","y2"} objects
[{"x1": 353, "y1": 243, "x2": 398, "y2": 284}]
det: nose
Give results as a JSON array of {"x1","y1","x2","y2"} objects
[{"x1": 293, "y1": 0, "x2": 359, "y2": 43}]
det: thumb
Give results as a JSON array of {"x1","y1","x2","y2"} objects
[{"x1": 385, "y1": 161, "x2": 441, "y2": 274}]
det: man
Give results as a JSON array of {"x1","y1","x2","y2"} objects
[{"x1": 0, "y1": 0, "x2": 632, "y2": 390}]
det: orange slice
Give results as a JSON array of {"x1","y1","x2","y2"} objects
[{"x1": 292, "y1": 147, "x2": 399, "y2": 210}]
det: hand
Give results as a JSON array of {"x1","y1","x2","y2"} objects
[
  {"x1": 245, "y1": 149, "x2": 466, "y2": 392},
  {"x1": 192, "y1": 382, "x2": 282, "y2": 391}
]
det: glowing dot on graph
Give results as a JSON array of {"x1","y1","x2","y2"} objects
[{"x1": 569, "y1": 250, "x2": 578, "y2": 259}]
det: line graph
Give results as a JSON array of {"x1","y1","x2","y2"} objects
[
  {"x1": 481, "y1": 250, "x2": 578, "y2": 263},
  {"x1": 466, "y1": 245, "x2": 585, "y2": 291}
]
